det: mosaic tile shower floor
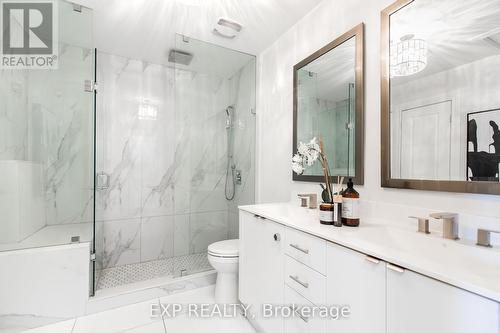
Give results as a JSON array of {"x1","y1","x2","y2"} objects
[{"x1": 96, "y1": 252, "x2": 212, "y2": 290}]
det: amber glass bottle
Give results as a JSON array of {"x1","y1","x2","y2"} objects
[
  {"x1": 341, "y1": 178, "x2": 360, "y2": 227},
  {"x1": 319, "y1": 203, "x2": 334, "y2": 225}
]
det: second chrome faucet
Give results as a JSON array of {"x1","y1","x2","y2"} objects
[{"x1": 409, "y1": 212, "x2": 459, "y2": 240}]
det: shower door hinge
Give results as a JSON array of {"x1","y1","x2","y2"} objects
[
  {"x1": 96, "y1": 171, "x2": 110, "y2": 190},
  {"x1": 73, "y1": 3, "x2": 82, "y2": 12},
  {"x1": 84, "y1": 80, "x2": 98, "y2": 92},
  {"x1": 90, "y1": 252, "x2": 96, "y2": 262}
]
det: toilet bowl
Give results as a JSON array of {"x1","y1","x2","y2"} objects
[{"x1": 207, "y1": 239, "x2": 239, "y2": 304}]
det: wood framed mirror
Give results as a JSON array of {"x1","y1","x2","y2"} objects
[
  {"x1": 381, "y1": 0, "x2": 500, "y2": 195},
  {"x1": 293, "y1": 24, "x2": 364, "y2": 184}
]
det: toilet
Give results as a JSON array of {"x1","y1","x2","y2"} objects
[{"x1": 207, "y1": 239, "x2": 239, "y2": 304}]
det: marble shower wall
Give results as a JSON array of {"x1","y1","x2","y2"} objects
[
  {"x1": 36, "y1": 46, "x2": 95, "y2": 227},
  {"x1": 95, "y1": 52, "x2": 256, "y2": 270},
  {"x1": 95, "y1": 53, "x2": 174, "y2": 269},
  {"x1": 227, "y1": 60, "x2": 257, "y2": 239},
  {"x1": 0, "y1": 44, "x2": 95, "y2": 246}
]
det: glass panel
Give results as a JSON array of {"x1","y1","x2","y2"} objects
[
  {"x1": 172, "y1": 34, "x2": 256, "y2": 277},
  {"x1": 0, "y1": 1, "x2": 94, "y2": 253},
  {"x1": 93, "y1": 50, "x2": 176, "y2": 290}
]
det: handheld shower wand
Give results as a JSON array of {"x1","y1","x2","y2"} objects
[{"x1": 225, "y1": 106, "x2": 236, "y2": 200}]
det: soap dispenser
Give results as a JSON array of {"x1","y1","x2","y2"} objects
[{"x1": 341, "y1": 178, "x2": 360, "y2": 227}]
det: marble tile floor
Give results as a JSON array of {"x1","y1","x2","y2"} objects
[
  {"x1": 19, "y1": 286, "x2": 256, "y2": 333},
  {"x1": 97, "y1": 253, "x2": 212, "y2": 290}
]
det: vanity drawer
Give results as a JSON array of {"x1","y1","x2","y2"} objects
[
  {"x1": 284, "y1": 285, "x2": 326, "y2": 333},
  {"x1": 285, "y1": 255, "x2": 327, "y2": 305},
  {"x1": 285, "y1": 227, "x2": 326, "y2": 275}
]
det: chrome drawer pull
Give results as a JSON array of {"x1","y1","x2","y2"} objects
[
  {"x1": 365, "y1": 256, "x2": 381, "y2": 264},
  {"x1": 387, "y1": 263, "x2": 405, "y2": 273},
  {"x1": 289, "y1": 275, "x2": 309, "y2": 288},
  {"x1": 289, "y1": 243, "x2": 309, "y2": 254},
  {"x1": 291, "y1": 306, "x2": 309, "y2": 323}
]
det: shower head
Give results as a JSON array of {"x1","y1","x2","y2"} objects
[
  {"x1": 168, "y1": 49, "x2": 193, "y2": 66},
  {"x1": 226, "y1": 105, "x2": 234, "y2": 116}
]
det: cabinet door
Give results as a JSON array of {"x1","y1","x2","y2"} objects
[
  {"x1": 239, "y1": 211, "x2": 284, "y2": 333},
  {"x1": 326, "y1": 243, "x2": 386, "y2": 333},
  {"x1": 387, "y1": 264, "x2": 500, "y2": 333}
]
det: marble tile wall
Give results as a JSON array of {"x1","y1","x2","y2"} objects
[
  {"x1": 95, "y1": 52, "x2": 256, "y2": 270},
  {"x1": 0, "y1": 70, "x2": 28, "y2": 161},
  {"x1": 227, "y1": 60, "x2": 257, "y2": 239},
  {"x1": 37, "y1": 46, "x2": 95, "y2": 227},
  {"x1": 0, "y1": 44, "x2": 95, "y2": 248}
]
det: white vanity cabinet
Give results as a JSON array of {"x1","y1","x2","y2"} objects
[
  {"x1": 326, "y1": 243, "x2": 386, "y2": 333},
  {"x1": 239, "y1": 211, "x2": 284, "y2": 333},
  {"x1": 239, "y1": 206, "x2": 500, "y2": 333},
  {"x1": 387, "y1": 265, "x2": 500, "y2": 333}
]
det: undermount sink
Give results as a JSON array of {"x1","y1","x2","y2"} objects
[
  {"x1": 353, "y1": 225, "x2": 500, "y2": 280},
  {"x1": 241, "y1": 203, "x2": 500, "y2": 283}
]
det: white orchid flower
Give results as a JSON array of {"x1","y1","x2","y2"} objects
[
  {"x1": 297, "y1": 141, "x2": 309, "y2": 156},
  {"x1": 291, "y1": 154, "x2": 305, "y2": 175},
  {"x1": 292, "y1": 136, "x2": 333, "y2": 202}
]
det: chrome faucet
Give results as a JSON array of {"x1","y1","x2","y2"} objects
[
  {"x1": 476, "y1": 229, "x2": 500, "y2": 247},
  {"x1": 409, "y1": 216, "x2": 430, "y2": 234},
  {"x1": 429, "y1": 212, "x2": 459, "y2": 240},
  {"x1": 298, "y1": 194, "x2": 318, "y2": 209}
]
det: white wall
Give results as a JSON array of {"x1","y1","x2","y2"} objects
[{"x1": 256, "y1": 0, "x2": 500, "y2": 221}]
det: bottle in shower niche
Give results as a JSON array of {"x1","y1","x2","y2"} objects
[{"x1": 342, "y1": 178, "x2": 360, "y2": 227}]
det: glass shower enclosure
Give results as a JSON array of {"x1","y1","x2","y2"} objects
[
  {"x1": 0, "y1": 0, "x2": 255, "y2": 295},
  {"x1": 0, "y1": 2, "x2": 95, "y2": 255},
  {"x1": 92, "y1": 34, "x2": 256, "y2": 292}
]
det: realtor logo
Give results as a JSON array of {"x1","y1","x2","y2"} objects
[{"x1": 1, "y1": 0, "x2": 58, "y2": 69}]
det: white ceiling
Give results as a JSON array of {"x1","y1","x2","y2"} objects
[{"x1": 74, "y1": 0, "x2": 324, "y2": 66}]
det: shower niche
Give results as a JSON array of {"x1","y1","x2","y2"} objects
[{"x1": 93, "y1": 35, "x2": 256, "y2": 291}]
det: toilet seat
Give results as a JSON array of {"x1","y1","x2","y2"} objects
[{"x1": 208, "y1": 239, "x2": 239, "y2": 258}]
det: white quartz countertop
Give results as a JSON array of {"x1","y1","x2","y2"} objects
[{"x1": 239, "y1": 203, "x2": 500, "y2": 303}]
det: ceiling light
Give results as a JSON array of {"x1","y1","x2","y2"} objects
[{"x1": 390, "y1": 34, "x2": 428, "y2": 77}]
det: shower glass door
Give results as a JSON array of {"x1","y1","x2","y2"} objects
[
  {"x1": 172, "y1": 34, "x2": 256, "y2": 277},
  {"x1": 92, "y1": 34, "x2": 255, "y2": 292},
  {"x1": 93, "y1": 50, "x2": 179, "y2": 290}
]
